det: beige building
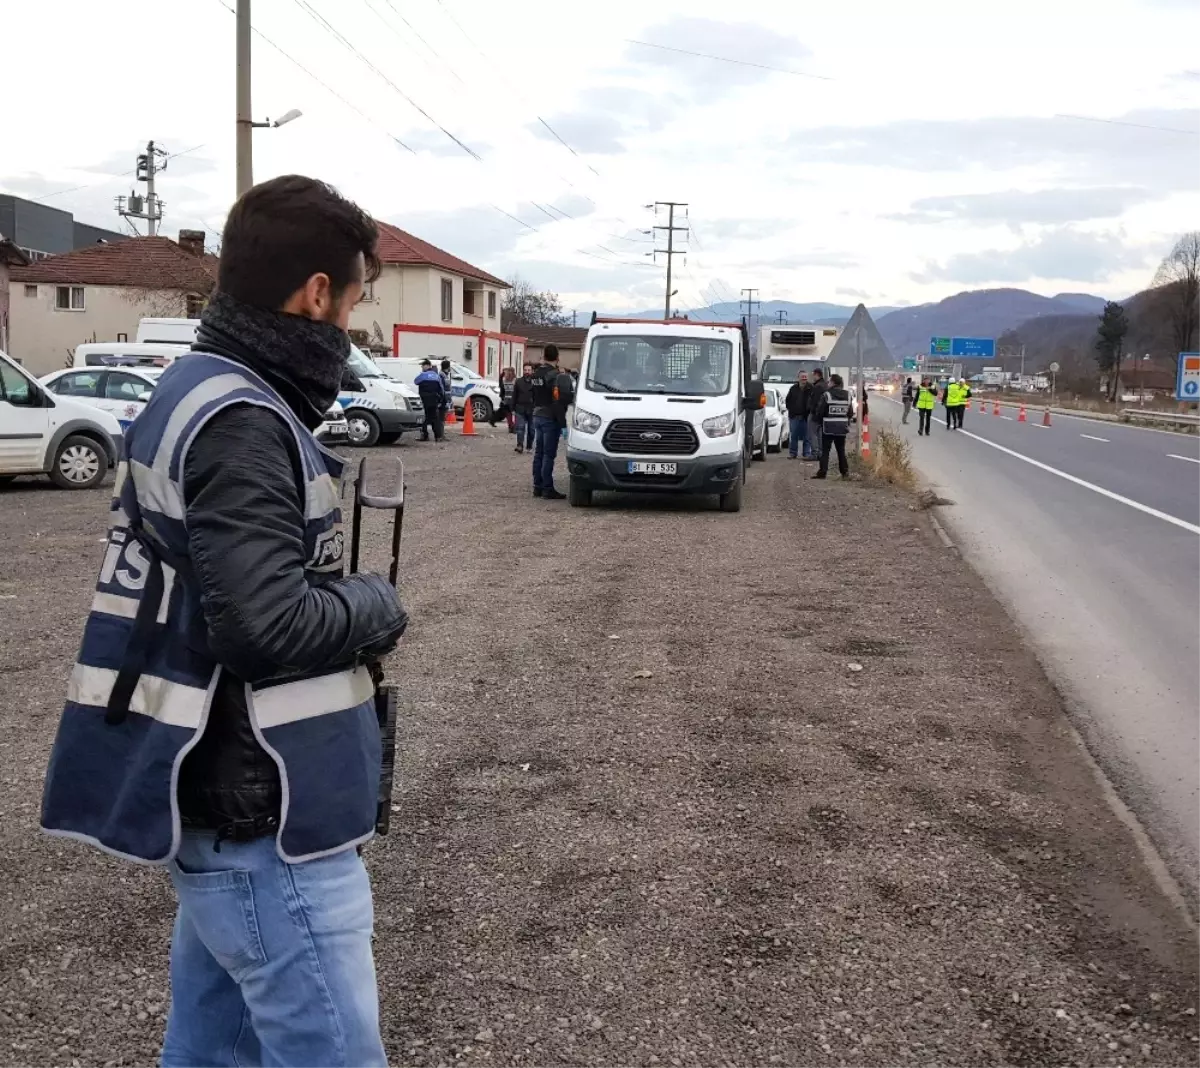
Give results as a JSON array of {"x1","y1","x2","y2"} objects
[
  {"x1": 7, "y1": 232, "x2": 215, "y2": 375},
  {"x1": 519, "y1": 324, "x2": 589, "y2": 373},
  {"x1": 348, "y1": 221, "x2": 509, "y2": 349}
]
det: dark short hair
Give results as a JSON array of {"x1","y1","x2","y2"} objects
[
  {"x1": 440, "y1": 359, "x2": 451, "y2": 369},
  {"x1": 218, "y1": 175, "x2": 380, "y2": 309},
  {"x1": 830, "y1": 373, "x2": 844, "y2": 387},
  {"x1": 545, "y1": 344, "x2": 559, "y2": 362},
  {"x1": 420, "y1": 359, "x2": 432, "y2": 367},
  {"x1": 812, "y1": 368, "x2": 824, "y2": 379}
]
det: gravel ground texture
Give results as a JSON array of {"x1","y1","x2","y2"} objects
[{"x1": 0, "y1": 426, "x2": 1197, "y2": 1068}]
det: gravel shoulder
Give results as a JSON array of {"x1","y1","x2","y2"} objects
[{"x1": 1, "y1": 429, "x2": 1197, "y2": 1067}]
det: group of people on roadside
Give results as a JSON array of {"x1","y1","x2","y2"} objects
[
  {"x1": 413, "y1": 357, "x2": 455, "y2": 441},
  {"x1": 784, "y1": 368, "x2": 855, "y2": 480},
  {"x1": 495, "y1": 344, "x2": 576, "y2": 499},
  {"x1": 901, "y1": 376, "x2": 973, "y2": 435}
]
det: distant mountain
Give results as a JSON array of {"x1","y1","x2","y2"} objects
[
  {"x1": 876, "y1": 288, "x2": 1107, "y2": 360},
  {"x1": 588, "y1": 300, "x2": 902, "y2": 324}
]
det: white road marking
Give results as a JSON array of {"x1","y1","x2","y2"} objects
[
  {"x1": 1080, "y1": 433, "x2": 1110, "y2": 442},
  {"x1": 1167, "y1": 454, "x2": 1200, "y2": 465},
  {"x1": 1000, "y1": 415, "x2": 1014, "y2": 420},
  {"x1": 1033, "y1": 422, "x2": 1050, "y2": 428},
  {"x1": 957, "y1": 430, "x2": 1200, "y2": 535}
]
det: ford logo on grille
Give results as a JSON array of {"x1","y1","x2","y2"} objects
[{"x1": 639, "y1": 431, "x2": 663, "y2": 441}]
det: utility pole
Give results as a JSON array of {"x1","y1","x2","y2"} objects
[
  {"x1": 236, "y1": 0, "x2": 254, "y2": 196},
  {"x1": 652, "y1": 201, "x2": 688, "y2": 319},
  {"x1": 855, "y1": 328, "x2": 864, "y2": 455},
  {"x1": 115, "y1": 141, "x2": 167, "y2": 236}
]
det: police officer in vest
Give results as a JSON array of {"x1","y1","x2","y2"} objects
[
  {"x1": 915, "y1": 376, "x2": 937, "y2": 436},
  {"x1": 811, "y1": 372, "x2": 853, "y2": 479},
  {"x1": 41, "y1": 176, "x2": 408, "y2": 1067},
  {"x1": 530, "y1": 343, "x2": 574, "y2": 499}
]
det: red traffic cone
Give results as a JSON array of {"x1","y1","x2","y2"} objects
[
  {"x1": 1042, "y1": 406, "x2": 1052, "y2": 427},
  {"x1": 445, "y1": 404, "x2": 457, "y2": 425},
  {"x1": 460, "y1": 395, "x2": 476, "y2": 436},
  {"x1": 861, "y1": 413, "x2": 871, "y2": 460},
  {"x1": 1018, "y1": 405, "x2": 1027, "y2": 423},
  {"x1": 992, "y1": 400, "x2": 1000, "y2": 416}
]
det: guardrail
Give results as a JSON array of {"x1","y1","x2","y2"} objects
[{"x1": 1120, "y1": 408, "x2": 1200, "y2": 427}]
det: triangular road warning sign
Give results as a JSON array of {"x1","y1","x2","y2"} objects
[{"x1": 827, "y1": 304, "x2": 897, "y2": 368}]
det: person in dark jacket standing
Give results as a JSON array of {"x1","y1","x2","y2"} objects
[
  {"x1": 812, "y1": 372, "x2": 853, "y2": 479},
  {"x1": 439, "y1": 358, "x2": 454, "y2": 418},
  {"x1": 512, "y1": 362, "x2": 536, "y2": 453},
  {"x1": 530, "y1": 344, "x2": 574, "y2": 498},
  {"x1": 784, "y1": 370, "x2": 810, "y2": 459},
  {"x1": 40, "y1": 175, "x2": 408, "y2": 1067},
  {"x1": 415, "y1": 358, "x2": 448, "y2": 441},
  {"x1": 496, "y1": 366, "x2": 516, "y2": 430},
  {"x1": 806, "y1": 368, "x2": 828, "y2": 464},
  {"x1": 901, "y1": 377, "x2": 915, "y2": 424}
]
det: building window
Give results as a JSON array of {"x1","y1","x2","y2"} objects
[
  {"x1": 185, "y1": 293, "x2": 206, "y2": 318},
  {"x1": 23, "y1": 285, "x2": 37, "y2": 298},
  {"x1": 55, "y1": 286, "x2": 85, "y2": 311},
  {"x1": 356, "y1": 280, "x2": 375, "y2": 304},
  {"x1": 463, "y1": 289, "x2": 476, "y2": 315},
  {"x1": 487, "y1": 290, "x2": 497, "y2": 319},
  {"x1": 440, "y1": 278, "x2": 453, "y2": 321}
]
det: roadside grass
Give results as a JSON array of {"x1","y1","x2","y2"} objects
[{"x1": 862, "y1": 426, "x2": 916, "y2": 489}]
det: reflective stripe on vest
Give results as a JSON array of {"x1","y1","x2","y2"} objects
[
  {"x1": 916, "y1": 387, "x2": 936, "y2": 409},
  {"x1": 41, "y1": 352, "x2": 381, "y2": 865},
  {"x1": 947, "y1": 383, "x2": 962, "y2": 406}
]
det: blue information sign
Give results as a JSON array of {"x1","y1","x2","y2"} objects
[
  {"x1": 1177, "y1": 352, "x2": 1200, "y2": 400},
  {"x1": 950, "y1": 337, "x2": 996, "y2": 359}
]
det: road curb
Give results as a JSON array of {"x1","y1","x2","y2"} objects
[{"x1": 927, "y1": 511, "x2": 958, "y2": 553}]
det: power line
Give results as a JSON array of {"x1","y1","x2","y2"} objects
[
  {"x1": 25, "y1": 144, "x2": 208, "y2": 205},
  {"x1": 624, "y1": 39, "x2": 834, "y2": 82},
  {"x1": 214, "y1": 0, "x2": 415, "y2": 153},
  {"x1": 1054, "y1": 113, "x2": 1200, "y2": 137},
  {"x1": 290, "y1": 0, "x2": 481, "y2": 159}
]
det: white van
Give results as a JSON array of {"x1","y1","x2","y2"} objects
[
  {"x1": 374, "y1": 356, "x2": 503, "y2": 424},
  {"x1": 136, "y1": 317, "x2": 202, "y2": 345},
  {"x1": 565, "y1": 317, "x2": 763, "y2": 512},
  {"x1": 75, "y1": 342, "x2": 190, "y2": 369},
  {"x1": 0, "y1": 349, "x2": 121, "y2": 490}
]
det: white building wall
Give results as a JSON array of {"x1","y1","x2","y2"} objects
[{"x1": 9, "y1": 282, "x2": 187, "y2": 376}]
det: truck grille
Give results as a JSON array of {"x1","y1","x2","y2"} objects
[{"x1": 602, "y1": 418, "x2": 699, "y2": 456}]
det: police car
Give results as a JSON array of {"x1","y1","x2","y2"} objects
[{"x1": 40, "y1": 365, "x2": 350, "y2": 443}]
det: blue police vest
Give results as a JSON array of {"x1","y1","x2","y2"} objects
[{"x1": 40, "y1": 352, "x2": 381, "y2": 865}]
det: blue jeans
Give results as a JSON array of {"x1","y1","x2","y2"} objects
[
  {"x1": 532, "y1": 415, "x2": 560, "y2": 492},
  {"x1": 787, "y1": 416, "x2": 806, "y2": 457},
  {"x1": 514, "y1": 410, "x2": 534, "y2": 449},
  {"x1": 162, "y1": 832, "x2": 385, "y2": 1068}
]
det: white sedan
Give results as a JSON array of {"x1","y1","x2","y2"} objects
[
  {"x1": 764, "y1": 386, "x2": 790, "y2": 453},
  {"x1": 41, "y1": 365, "x2": 349, "y2": 443}
]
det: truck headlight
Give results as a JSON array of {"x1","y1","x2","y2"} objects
[
  {"x1": 702, "y1": 410, "x2": 736, "y2": 437},
  {"x1": 406, "y1": 397, "x2": 423, "y2": 410},
  {"x1": 573, "y1": 408, "x2": 601, "y2": 434}
]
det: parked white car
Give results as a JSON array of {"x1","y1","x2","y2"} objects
[
  {"x1": 764, "y1": 386, "x2": 789, "y2": 453},
  {"x1": 1, "y1": 350, "x2": 121, "y2": 490},
  {"x1": 374, "y1": 356, "x2": 504, "y2": 424},
  {"x1": 43, "y1": 365, "x2": 349, "y2": 444}
]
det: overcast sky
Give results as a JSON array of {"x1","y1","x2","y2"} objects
[{"x1": 3, "y1": 0, "x2": 1198, "y2": 314}]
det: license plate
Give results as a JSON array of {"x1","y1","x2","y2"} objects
[
  {"x1": 327, "y1": 424, "x2": 348, "y2": 435},
  {"x1": 628, "y1": 461, "x2": 677, "y2": 475}
]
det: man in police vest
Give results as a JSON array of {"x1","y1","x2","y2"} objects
[
  {"x1": 915, "y1": 376, "x2": 937, "y2": 435},
  {"x1": 811, "y1": 372, "x2": 853, "y2": 479},
  {"x1": 943, "y1": 377, "x2": 962, "y2": 430},
  {"x1": 41, "y1": 176, "x2": 408, "y2": 1067},
  {"x1": 530, "y1": 343, "x2": 574, "y2": 499}
]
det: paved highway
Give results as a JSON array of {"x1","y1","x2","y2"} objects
[{"x1": 872, "y1": 393, "x2": 1200, "y2": 897}]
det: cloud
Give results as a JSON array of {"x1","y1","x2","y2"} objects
[
  {"x1": 889, "y1": 186, "x2": 1155, "y2": 228},
  {"x1": 837, "y1": 287, "x2": 869, "y2": 298},
  {"x1": 910, "y1": 227, "x2": 1155, "y2": 286},
  {"x1": 528, "y1": 111, "x2": 628, "y2": 156},
  {"x1": 529, "y1": 85, "x2": 680, "y2": 157},
  {"x1": 623, "y1": 16, "x2": 812, "y2": 101},
  {"x1": 389, "y1": 204, "x2": 527, "y2": 267},
  {"x1": 794, "y1": 109, "x2": 1200, "y2": 195},
  {"x1": 402, "y1": 129, "x2": 492, "y2": 159}
]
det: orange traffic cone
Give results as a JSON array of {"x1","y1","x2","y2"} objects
[
  {"x1": 445, "y1": 404, "x2": 457, "y2": 425},
  {"x1": 992, "y1": 400, "x2": 1000, "y2": 416},
  {"x1": 979, "y1": 397, "x2": 987, "y2": 412},
  {"x1": 460, "y1": 395, "x2": 476, "y2": 436},
  {"x1": 861, "y1": 412, "x2": 871, "y2": 460},
  {"x1": 1018, "y1": 405, "x2": 1027, "y2": 423},
  {"x1": 1042, "y1": 406, "x2": 1052, "y2": 427}
]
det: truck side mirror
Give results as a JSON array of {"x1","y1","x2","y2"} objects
[{"x1": 741, "y1": 379, "x2": 766, "y2": 411}]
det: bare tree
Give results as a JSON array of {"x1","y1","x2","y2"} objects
[
  {"x1": 1151, "y1": 232, "x2": 1200, "y2": 378},
  {"x1": 501, "y1": 275, "x2": 570, "y2": 331}
]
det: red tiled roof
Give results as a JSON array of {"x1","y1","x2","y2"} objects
[
  {"x1": 374, "y1": 220, "x2": 509, "y2": 288},
  {"x1": 517, "y1": 324, "x2": 588, "y2": 347},
  {"x1": 10, "y1": 236, "x2": 216, "y2": 291}
]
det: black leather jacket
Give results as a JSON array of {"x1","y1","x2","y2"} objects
[{"x1": 175, "y1": 360, "x2": 407, "y2": 832}]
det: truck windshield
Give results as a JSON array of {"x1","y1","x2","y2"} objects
[
  {"x1": 586, "y1": 335, "x2": 732, "y2": 396},
  {"x1": 348, "y1": 346, "x2": 386, "y2": 379},
  {"x1": 760, "y1": 358, "x2": 825, "y2": 385}
]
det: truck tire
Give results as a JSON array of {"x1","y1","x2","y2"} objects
[
  {"x1": 753, "y1": 430, "x2": 767, "y2": 461},
  {"x1": 718, "y1": 464, "x2": 744, "y2": 512},
  {"x1": 568, "y1": 476, "x2": 592, "y2": 508},
  {"x1": 469, "y1": 395, "x2": 493, "y2": 424},
  {"x1": 346, "y1": 409, "x2": 381, "y2": 447},
  {"x1": 50, "y1": 434, "x2": 108, "y2": 490}
]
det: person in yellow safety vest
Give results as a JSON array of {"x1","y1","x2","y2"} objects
[
  {"x1": 955, "y1": 378, "x2": 971, "y2": 429},
  {"x1": 942, "y1": 378, "x2": 962, "y2": 431},
  {"x1": 915, "y1": 377, "x2": 937, "y2": 436}
]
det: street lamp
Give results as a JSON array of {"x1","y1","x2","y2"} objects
[{"x1": 253, "y1": 108, "x2": 303, "y2": 129}]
